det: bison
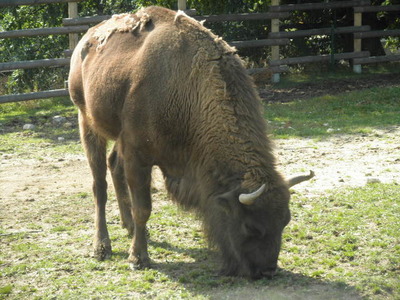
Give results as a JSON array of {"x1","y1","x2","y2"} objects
[{"x1": 68, "y1": 6, "x2": 313, "y2": 279}]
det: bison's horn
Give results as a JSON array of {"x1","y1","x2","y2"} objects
[
  {"x1": 287, "y1": 170, "x2": 315, "y2": 188},
  {"x1": 239, "y1": 184, "x2": 266, "y2": 206}
]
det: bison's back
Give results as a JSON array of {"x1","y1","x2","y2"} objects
[{"x1": 68, "y1": 7, "x2": 195, "y2": 141}]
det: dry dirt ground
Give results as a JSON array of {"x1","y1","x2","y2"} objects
[{"x1": 1, "y1": 123, "x2": 399, "y2": 232}]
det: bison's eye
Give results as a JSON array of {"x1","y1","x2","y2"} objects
[{"x1": 242, "y1": 222, "x2": 266, "y2": 238}]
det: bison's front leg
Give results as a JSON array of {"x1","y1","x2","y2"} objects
[{"x1": 123, "y1": 154, "x2": 152, "y2": 270}]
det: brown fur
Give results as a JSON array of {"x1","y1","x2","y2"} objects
[{"x1": 68, "y1": 6, "x2": 291, "y2": 278}]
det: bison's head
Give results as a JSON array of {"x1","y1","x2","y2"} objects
[{"x1": 207, "y1": 172, "x2": 314, "y2": 279}]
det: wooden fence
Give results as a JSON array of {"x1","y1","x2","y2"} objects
[
  {"x1": 0, "y1": 0, "x2": 82, "y2": 103},
  {"x1": 0, "y1": 0, "x2": 399, "y2": 103},
  {"x1": 267, "y1": 0, "x2": 400, "y2": 81}
]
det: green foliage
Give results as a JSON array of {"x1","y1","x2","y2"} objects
[
  {"x1": 0, "y1": 5, "x2": 69, "y2": 94},
  {"x1": 1, "y1": 0, "x2": 399, "y2": 95},
  {"x1": 188, "y1": 1, "x2": 272, "y2": 60}
]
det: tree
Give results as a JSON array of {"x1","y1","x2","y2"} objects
[{"x1": 1, "y1": 0, "x2": 399, "y2": 95}]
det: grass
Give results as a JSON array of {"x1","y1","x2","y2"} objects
[
  {"x1": 285, "y1": 183, "x2": 400, "y2": 297},
  {"x1": 264, "y1": 86, "x2": 400, "y2": 138},
  {"x1": 0, "y1": 97, "x2": 81, "y2": 158},
  {"x1": 1, "y1": 74, "x2": 399, "y2": 299},
  {"x1": 0, "y1": 183, "x2": 399, "y2": 299}
]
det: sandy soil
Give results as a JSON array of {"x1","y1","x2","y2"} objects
[{"x1": 276, "y1": 126, "x2": 400, "y2": 196}]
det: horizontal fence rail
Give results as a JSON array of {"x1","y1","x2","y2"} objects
[
  {"x1": 192, "y1": 12, "x2": 290, "y2": 22},
  {"x1": 0, "y1": 58, "x2": 70, "y2": 72},
  {"x1": 62, "y1": 12, "x2": 292, "y2": 26},
  {"x1": 231, "y1": 38, "x2": 290, "y2": 48},
  {"x1": 269, "y1": 0, "x2": 370, "y2": 12},
  {"x1": 269, "y1": 51, "x2": 370, "y2": 66},
  {"x1": 354, "y1": 4, "x2": 400, "y2": 12},
  {"x1": 0, "y1": 26, "x2": 89, "y2": 39},
  {"x1": 0, "y1": 0, "x2": 82, "y2": 7},
  {"x1": 353, "y1": 54, "x2": 400, "y2": 64},
  {"x1": 62, "y1": 15, "x2": 110, "y2": 26},
  {"x1": 354, "y1": 29, "x2": 400, "y2": 39},
  {"x1": 0, "y1": 89, "x2": 69, "y2": 104},
  {"x1": 268, "y1": 25, "x2": 371, "y2": 38}
]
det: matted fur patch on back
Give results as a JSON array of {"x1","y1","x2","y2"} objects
[{"x1": 93, "y1": 12, "x2": 150, "y2": 51}]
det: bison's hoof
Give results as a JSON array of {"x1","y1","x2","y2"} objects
[
  {"x1": 94, "y1": 243, "x2": 112, "y2": 261},
  {"x1": 129, "y1": 256, "x2": 151, "y2": 270},
  {"x1": 122, "y1": 222, "x2": 135, "y2": 237}
]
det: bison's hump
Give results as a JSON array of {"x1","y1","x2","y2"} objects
[{"x1": 93, "y1": 12, "x2": 150, "y2": 51}]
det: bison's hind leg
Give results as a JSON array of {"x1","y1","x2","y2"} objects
[
  {"x1": 108, "y1": 143, "x2": 135, "y2": 236},
  {"x1": 79, "y1": 112, "x2": 112, "y2": 260},
  {"x1": 121, "y1": 147, "x2": 153, "y2": 270}
]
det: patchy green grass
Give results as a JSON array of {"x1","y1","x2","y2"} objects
[
  {"x1": 285, "y1": 183, "x2": 400, "y2": 298},
  {"x1": 0, "y1": 97, "x2": 81, "y2": 158},
  {"x1": 265, "y1": 86, "x2": 400, "y2": 138},
  {"x1": 1, "y1": 183, "x2": 399, "y2": 299}
]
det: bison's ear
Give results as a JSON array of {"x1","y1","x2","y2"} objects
[{"x1": 215, "y1": 188, "x2": 239, "y2": 215}]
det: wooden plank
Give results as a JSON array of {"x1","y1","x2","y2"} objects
[
  {"x1": 63, "y1": 15, "x2": 111, "y2": 26},
  {"x1": 0, "y1": 0, "x2": 82, "y2": 7},
  {"x1": 353, "y1": 54, "x2": 400, "y2": 64},
  {"x1": 354, "y1": 29, "x2": 400, "y2": 39},
  {"x1": 247, "y1": 66, "x2": 289, "y2": 76},
  {"x1": 354, "y1": 5, "x2": 400, "y2": 13},
  {"x1": 0, "y1": 26, "x2": 88, "y2": 39},
  {"x1": 270, "y1": 0, "x2": 280, "y2": 83},
  {"x1": 230, "y1": 38, "x2": 289, "y2": 48},
  {"x1": 63, "y1": 12, "x2": 290, "y2": 27},
  {"x1": 0, "y1": 58, "x2": 70, "y2": 71},
  {"x1": 0, "y1": 89, "x2": 69, "y2": 104},
  {"x1": 353, "y1": 10, "x2": 362, "y2": 73},
  {"x1": 68, "y1": 1, "x2": 79, "y2": 50},
  {"x1": 178, "y1": 0, "x2": 186, "y2": 10},
  {"x1": 192, "y1": 12, "x2": 290, "y2": 22},
  {"x1": 63, "y1": 49, "x2": 73, "y2": 57},
  {"x1": 268, "y1": 26, "x2": 370, "y2": 39},
  {"x1": 269, "y1": 0, "x2": 370, "y2": 12},
  {"x1": 353, "y1": 13, "x2": 362, "y2": 53},
  {"x1": 269, "y1": 51, "x2": 370, "y2": 66},
  {"x1": 269, "y1": 65, "x2": 289, "y2": 73}
]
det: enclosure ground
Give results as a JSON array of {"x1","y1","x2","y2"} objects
[
  {"x1": 0, "y1": 73, "x2": 399, "y2": 299},
  {"x1": 259, "y1": 72, "x2": 400, "y2": 102}
]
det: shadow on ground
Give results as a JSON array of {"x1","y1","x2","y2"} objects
[{"x1": 147, "y1": 240, "x2": 362, "y2": 300}]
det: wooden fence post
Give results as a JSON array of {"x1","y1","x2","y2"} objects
[
  {"x1": 178, "y1": 0, "x2": 186, "y2": 11},
  {"x1": 271, "y1": 0, "x2": 280, "y2": 83},
  {"x1": 353, "y1": 10, "x2": 362, "y2": 73},
  {"x1": 68, "y1": 1, "x2": 79, "y2": 50}
]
